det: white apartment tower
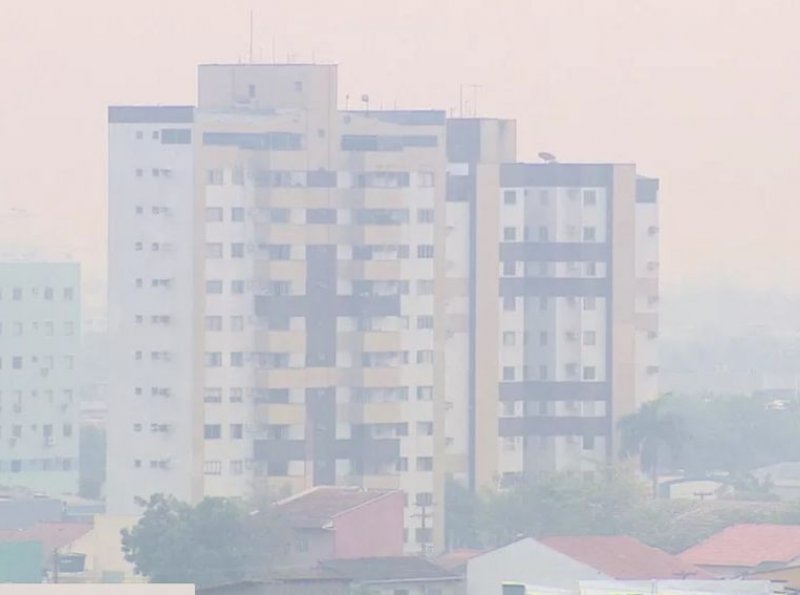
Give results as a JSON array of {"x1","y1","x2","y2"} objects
[
  {"x1": 0, "y1": 262, "x2": 81, "y2": 495},
  {"x1": 107, "y1": 64, "x2": 659, "y2": 552}
]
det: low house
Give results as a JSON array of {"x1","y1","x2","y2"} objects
[
  {"x1": 197, "y1": 557, "x2": 462, "y2": 595},
  {"x1": 275, "y1": 486, "x2": 405, "y2": 566},
  {"x1": 680, "y1": 523, "x2": 800, "y2": 577},
  {"x1": 0, "y1": 521, "x2": 92, "y2": 579},
  {"x1": 539, "y1": 535, "x2": 711, "y2": 580},
  {"x1": 466, "y1": 536, "x2": 708, "y2": 595}
]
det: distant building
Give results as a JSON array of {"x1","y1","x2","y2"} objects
[
  {"x1": 275, "y1": 486, "x2": 405, "y2": 566},
  {"x1": 0, "y1": 262, "x2": 81, "y2": 495}
]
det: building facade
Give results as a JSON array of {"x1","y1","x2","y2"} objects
[
  {"x1": 0, "y1": 262, "x2": 80, "y2": 495},
  {"x1": 106, "y1": 63, "x2": 659, "y2": 552}
]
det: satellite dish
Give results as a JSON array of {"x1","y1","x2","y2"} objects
[{"x1": 538, "y1": 152, "x2": 557, "y2": 163}]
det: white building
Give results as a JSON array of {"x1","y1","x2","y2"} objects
[{"x1": 0, "y1": 262, "x2": 80, "y2": 495}]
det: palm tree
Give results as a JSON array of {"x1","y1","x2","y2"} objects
[{"x1": 618, "y1": 400, "x2": 684, "y2": 498}]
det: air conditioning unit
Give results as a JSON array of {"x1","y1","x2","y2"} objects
[{"x1": 45, "y1": 436, "x2": 55, "y2": 447}]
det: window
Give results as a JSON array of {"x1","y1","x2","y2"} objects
[
  {"x1": 583, "y1": 227, "x2": 596, "y2": 242},
  {"x1": 503, "y1": 331, "x2": 516, "y2": 346},
  {"x1": 232, "y1": 167, "x2": 245, "y2": 185},
  {"x1": 416, "y1": 457, "x2": 434, "y2": 471},
  {"x1": 205, "y1": 207, "x2": 223, "y2": 222},
  {"x1": 204, "y1": 424, "x2": 222, "y2": 440},
  {"x1": 227, "y1": 280, "x2": 245, "y2": 294},
  {"x1": 230, "y1": 424, "x2": 244, "y2": 439},
  {"x1": 583, "y1": 297, "x2": 596, "y2": 310},
  {"x1": 44, "y1": 322, "x2": 54, "y2": 336},
  {"x1": 230, "y1": 460, "x2": 244, "y2": 475},
  {"x1": 230, "y1": 352, "x2": 244, "y2": 367},
  {"x1": 417, "y1": 316, "x2": 434, "y2": 330},
  {"x1": 503, "y1": 190, "x2": 517, "y2": 205},
  {"x1": 12, "y1": 322, "x2": 22, "y2": 336},
  {"x1": 267, "y1": 461, "x2": 289, "y2": 476},
  {"x1": 206, "y1": 169, "x2": 224, "y2": 185},
  {"x1": 294, "y1": 80, "x2": 303, "y2": 92},
  {"x1": 417, "y1": 244, "x2": 434, "y2": 258},
  {"x1": 230, "y1": 316, "x2": 244, "y2": 332},
  {"x1": 586, "y1": 262, "x2": 597, "y2": 276},
  {"x1": 231, "y1": 243, "x2": 245, "y2": 258},
  {"x1": 248, "y1": 83, "x2": 256, "y2": 98},
  {"x1": 152, "y1": 168, "x2": 160, "y2": 177},
  {"x1": 417, "y1": 280, "x2": 434, "y2": 294},
  {"x1": 539, "y1": 189, "x2": 549, "y2": 205},
  {"x1": 583, "y1": 366, "x2": 596, "y2": 381},
  {"x1": 43, "y1": 287, "x2": 54, "y2": 300},
  {"x1": 416, "y1": 422, "x2": 434, "y2": 436},
  {"x1": 230, "y1": 388, "x2": 244, "y2": 403},
  {"x1": 64, "y1": 322, "x2": 74, "y2": 336},
  {"x1": 566, "y1": 363, "x2": 578, "y2": 377},
  {"x1": 583, "y1": 190, "x2": 597, "y2": 206},
  {"x1": 63, "y1": 424, "x2": 73, "y2": 438},
  {"x1": 416, "y1": 386, "x2": 433, "y2": 401},
  {"x1": 502, "y1": 262, "x2": 516, "y2": 276},
  {"x1": 64, "y1": 356, "x2": 74, "y2": 370},
  {"x1": 503, "y1": 227, "x2": 517, "y2": 241},
  {"x1": 416, "y1": 350, "x2": 434, "y2": 364},
  {"x1": 206, "y1": 280, "x2": 223, "y2": 294},
  {"x1": 12, "y1": 357, "x2": 22, "y2": 370},
  {"x1": 502, "y1": 366, "x2": 515, "y2": 381},
  {"x1": 204, "y1": 460, "x2": 222, "y2": 475},
  {"x1": 205, "y1": 316, "x2": 222, "y2": 331},
  {"x1": 204, "y1": 388, "x2": 223, "y2": 403},
  {"x1": 135, "y1": 168, "x2": 143, "y2": 177},
  {"x1": 204, "y1": 352, "x2": 222, "y2": 367},
  {"x1": 306, "y1": 208, "x2": 337, "y2": 224},
  {"x1": 206, "y1": 243, "x2": 223, "y2": 259},
  {"x1": 270, "y1": 208, "x2": 290, "y2": 223},
  {"x1": 539, "y1": 331, "x2": 548, "y2": 346},
  {"x1": 503, "y1": 296, "x2": 516, "y2": 311},
  {"x1": 417, "y1": 208, "x2": 434, "y2": 223},
  {"x1": 63, "y1": 287, "x2": 74, "y2": 301},
  {"x1": 231, "y1": 207, "x2": 245, "y2": 222},
  {"x1": 583, "y1": 331, "x2": 596, "y2": 346},
  {"x1": 583, "y1": 435, "x2": 596, "y2": 450},
  {"x1": 419, "y1": 171, "x2": 435, "y2": 187},
  {"x1": 538, "y1": 226, "x2": 549, "y2": 241},
  {"x1": 395, "y1": 458, "x2": 408, "y2": 472}
]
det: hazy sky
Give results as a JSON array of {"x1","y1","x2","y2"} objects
[{"x1": 2, "y1": 0, "x2": 800, "y2": 309}]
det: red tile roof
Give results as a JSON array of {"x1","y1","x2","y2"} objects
[
  {"x1": 276, "y1": 486, "x2": 400, "y2": 529},
  {"x1": 0, "y1": 522, "x2": 92, "y2": 554},
  {"x1": 435, "y1": 549, "x2": 484, "y2": 572},
  {"x1": 680, "y1": 524, "x2": 800, "y2": 568},
  {"x1": 541, "y1": 535, "x2": 712, "y2": 580}
]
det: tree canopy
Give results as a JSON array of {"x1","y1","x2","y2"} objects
[{"x1": 121, "y1": 494, "x2": 289, "y2": 586}]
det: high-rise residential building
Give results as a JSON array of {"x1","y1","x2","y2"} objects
[
  {"x1": 106, "y1": 63, "x2": 659, "y2": 553},
  {"x1": 108, "y1": 64, "x2": 447, "y2": 551},
  {"x1": 444, "y1": 119, "x2": 660, "y2": 487},
  {"x1": 0, "y1": 262, "x2": 81, "y2": 495}
]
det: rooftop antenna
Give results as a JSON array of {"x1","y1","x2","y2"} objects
[
  {"x1": 361, "y1": 94, "x2": 370, "y2": 114},
  {"x1": 465, "y1": 84, "x2": 482, "y2": 117},
  {"x1": 248, "y1": 10, "x2": 254, "y2": 64}
]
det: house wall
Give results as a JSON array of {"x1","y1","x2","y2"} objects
[
  {"x1": 466, "y1": 538, "x2": 609, "y2": 595},
  {"x1": 332, "y1": 492, "x2": 405, "y2": 558}
]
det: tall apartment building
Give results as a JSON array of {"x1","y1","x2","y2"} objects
[
  {"x1": 108, "y1": 64, "x2": 447, "y2": 551},
  {"x1": 444, "y1": 119, "x2": 660, "y2": 487},
  {"x1": 0, "y1": 262, "x2": 81, "y2": 495},
  {"x1": 107, "y1": 63, "x2": 659, "y2": 552}
]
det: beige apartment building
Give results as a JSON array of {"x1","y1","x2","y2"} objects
[{"x1": 107, "y1": 63, "x2": 659, "y2": 553}]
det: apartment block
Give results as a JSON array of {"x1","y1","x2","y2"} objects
[
  {"x1": 0, "y1": 262, "x2": 80, "y2": 495},
  {"x1": 444, "y1": 119, "x2": 660, "y2": 486},
  {"x1": 107, "y1": 64, "x2": 447, "y2": 551},
  {"x1": 107, "y1": 63, "x2": 659, "y2": 552}
]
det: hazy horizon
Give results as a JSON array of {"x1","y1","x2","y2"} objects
[{"x1": 4, "y1": 0, "x2": 800, "y2": 309}]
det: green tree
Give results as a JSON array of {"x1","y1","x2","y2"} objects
[
  {"x1": 121, "y1": 494, "x2": 288, "y2": 585},
  {"x1": 618, "y1": 401, "x2": 684, "y2": 497},
  {"x1": 79, "y1": 425, "x2": 106, "y2": 499},
  {"x1": 444, "y1": 476, "x2": 482, "y2": 549}
]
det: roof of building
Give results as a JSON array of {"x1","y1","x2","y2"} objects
[
  {"x1": 680, "y1": 524, "x2": 800, "y2": 568},
  {"x1": 275, "y1": 486, "x2": 400, "y2": 529},
  {"x1": 435, "y1": 549, "x2": 485, "y2": 572},
  {"x1": 541, "y1": 535, "x2": 711, "y2": 580},
  {"x1": 319, "y1": 556, "x2": 461, "y2": 582},
  {"x1": 0, "y1": 522, "x2": 92, "y2": 555}
]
